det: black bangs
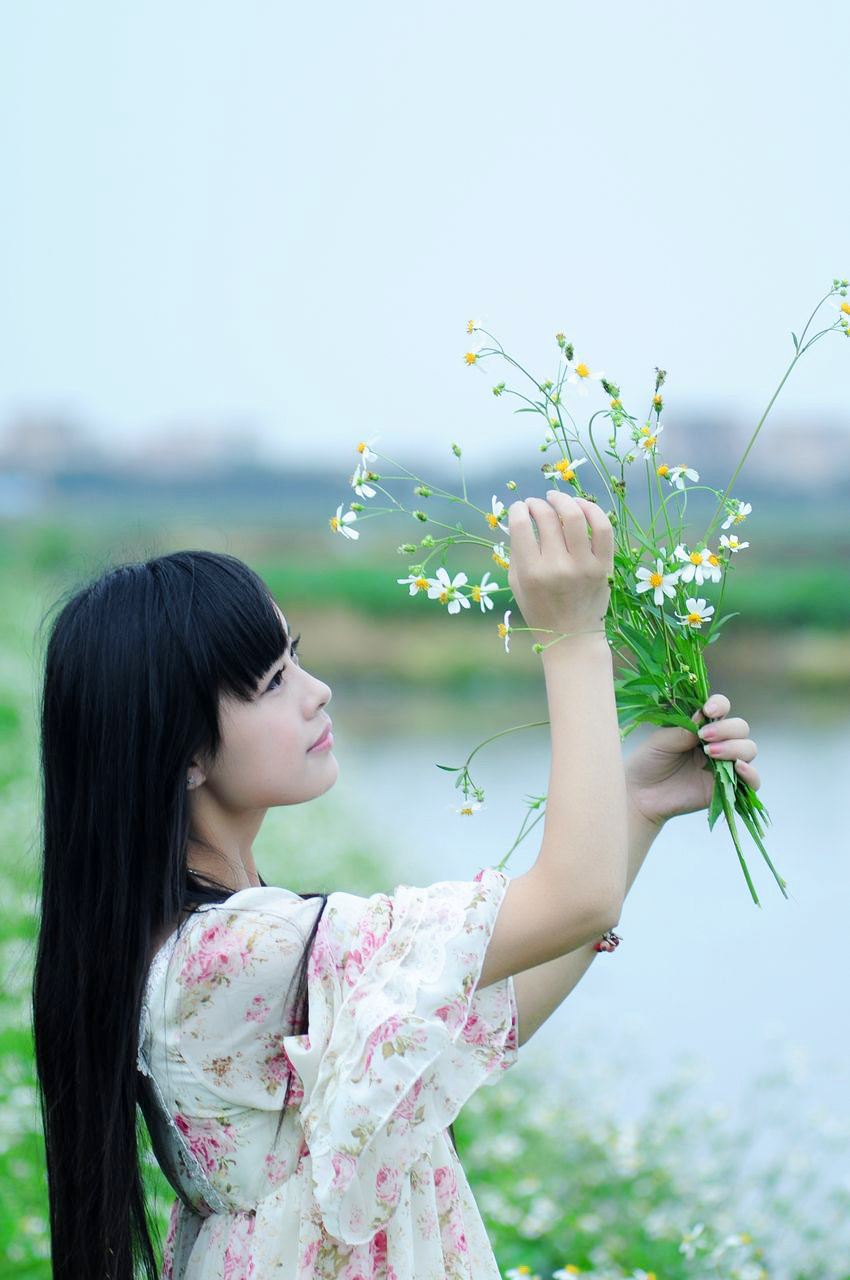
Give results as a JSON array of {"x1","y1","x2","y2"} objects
[{"x1": 146, "y1": 549, "x2": 289, "y2": 704}]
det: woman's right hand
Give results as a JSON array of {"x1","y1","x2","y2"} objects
[{"x1": 507, "y1": 490, "x2": 615, "y2": 648}]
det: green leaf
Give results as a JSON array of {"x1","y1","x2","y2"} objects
[{"x1": 792, "y1": 331, "x2": 799, "y2": 349}]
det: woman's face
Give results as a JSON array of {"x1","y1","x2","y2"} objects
[{"x1": 197, "y1": 604, "x2": 337, "y2": 812}]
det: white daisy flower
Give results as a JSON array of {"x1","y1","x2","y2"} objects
[
  {"x1": 674, "y1": 598, "x2": 715, "y2": 629},
  {"x1": 636, "y1": 423, "x2": 664, "y2": 453},
  {"x1": 491, "y1": 541, "x2": 510, "y2": 569},
  {"x1": 426, "y1": 566, "x2": 471, "y2": 615},
  {"x1": 452, "y1": 800, "x2": 484, "y2": 817},
  {"x1": 349, "y1": 460, "x2": 376, "y2": 499},
  {"x1": 464, "y1": 344, "x2": 484, "y2": 367},
  {"x1": 635, "y1": 558, "x2": 681, "y2": 606},
  {"x1": 673, "y1": 544, "x2": 720, "y2": 585},
  {"x1": 721, "y1": 500, "x2": 752, "y2": 529},
  {"x1": 667, "y1": 463, "x2": 700, "y2": 490},
  {"x1": 329, "y1": 504, "x2": 359, "y2": 540},
  {"x1": 563, "y1": 357, "x2": 605, "y2": 397},
  {"x1": 541, "y1": 456, "x2": 588, "y2": 484},
  {"x1": 354, "y1": 437, "x2": 379, "y2": 465},
  {"x1": 470, "y1": 570, "x2": 500, "y2": 613},
  {"x1": 828, "y1": 298, "x2": 850, "y2": 321},
  {"x1": 498, "y1": 609, "x2": 512, "y2": 653},
  {"x1": 396, "y1": 572, "x2": 431, "y2": 596},
  {"x1": 719, "y1": 533, "x2": 750, "y2": 553},
  {"x1": 485, "y1": 494, "x2": 509, "y2": 534}
]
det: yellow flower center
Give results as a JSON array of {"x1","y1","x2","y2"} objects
[
  {"x1": 842, "y1": 302, "x2": 850, "y2": 315},
  {"x1": 467, "y1": 319, "x2": 475, "y2": 333},
  {"x1": 497, "y1": 623, "x2": 507, "y2": 637},
  {"x1": 472, "y1": 586, "x2": 482, "y2": 602},
  {"x1": 611, "y1": 398, "x2": 621, "y2": 408},
  {"x1": 708, "y1": 553, "x2": 720, "y2": 566},
  {"x1": 357, "y1": 441, "x2": 367, "y2": 453},
  {"x1": 687, "y1": 612, "x2": 703, "y2": 625},
  {"x1": 464, "y1": 352, "x2": 478, "y2": 365},
  {"x1": 415, "y1": 577, "x2": 429, "y2": 591},
  {"x1": 565, "y1": 1269, "x2": 580, "y2": 1276},
  {"x1": 657, "y1": 464, "x2": 669, "y2": 475},
  {"x1": 575, "y1": 362, "x2": 589, "y2": 377},
  {"x1": 486, "y1": 512, "x2": 499, "y2": 527},
  {"x1": 650, "y1": 572, "x2": 663, "y2": 587},
  {"x1": 641, "y1": 436, "x2": 657, "y2": 449},
  {"x1": 640, "y1": 425, "x2": 652, "y2": 435},
  {"x1": 556, "y1": 461, "x2": 575, "y2": 480},
  {"x1": 690, "y1": 552, "x2": 703, "y2": 565},
  {"x1": 330, "y1": 516, "x2": 339, "y2": 531},
  {"x1": 439, "y1": 590, "x2": 449, "y2": 604},
  {"x1": 733, "y1": 512, "x2": 745, "y2": 523},
  {"x1": 653, "y1": 394, "x2": 662, "y2": 405},
  {"x1": 459, "y1": 806, "x2": 475, "y2": 815},
  {"x1": 493, "y1": 552, "x2": 510, "y2": 568}
]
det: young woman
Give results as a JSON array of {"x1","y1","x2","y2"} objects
[{"x1": 31, "y1": 492, "x2": 761, "y2": 1279}]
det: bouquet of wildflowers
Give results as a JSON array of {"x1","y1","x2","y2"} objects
[{"x1": 329, "y1": 280, "x2": 849, "y2": 904}]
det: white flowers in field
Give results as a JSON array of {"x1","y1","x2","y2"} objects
[
  {"x1": 673, "y1": 544, "x2": 723, "y2": 586},
  {"x1": 634, "y1": 558, "x2": 680, "y2": 606},
  {"x1": 335, "y1": 435, "x2": 755, "y2": 643},
  {"x1": 562, "y1": 354, "x2": 605, "y2": 396},
  {"x1": 722, "y1": 500, "x2": 752, "y2": 528}
]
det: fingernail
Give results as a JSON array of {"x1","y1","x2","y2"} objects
[{"x1": 705, "y1": 699, "x2": 720, "y2": 715}]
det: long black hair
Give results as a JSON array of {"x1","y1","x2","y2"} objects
[{"x1": 31, "y1": 550, "x2": 329, "y2": 1280}]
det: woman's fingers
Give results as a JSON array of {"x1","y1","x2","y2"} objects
[
  {"x1": 698, "y1": 715, "x2": 750, "y2": 741},
  {"x1": 701, "y1": 736, "x2": 758, "y2": 761},
  {"x1": 734, "y1": 759, "x2": 761, "y2": 789}
]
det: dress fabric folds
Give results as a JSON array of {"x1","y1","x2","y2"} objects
[{"x1": 137, "y1": 867, "x2": 520, "y2": 1279}]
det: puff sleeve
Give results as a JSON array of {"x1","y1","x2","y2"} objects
[{"x1": 281, "y1": 865, "x2": 519, "y2": 1245}]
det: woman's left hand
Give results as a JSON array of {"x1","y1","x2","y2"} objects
[{"x1": 624, "y1": 691, "x2": 761, "y2": 828}]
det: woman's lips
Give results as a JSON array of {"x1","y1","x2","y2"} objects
[{"x1": 308, "y1": 722, "x2": 333, "y2": 751}]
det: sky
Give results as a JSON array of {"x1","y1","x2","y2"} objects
[{"x1": 1, "y1": 1, "x2": 848, "y2": 475}]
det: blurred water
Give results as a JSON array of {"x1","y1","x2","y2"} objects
[{"x1": 322, "y1": 686, "x2": 850, "y2": 1184}]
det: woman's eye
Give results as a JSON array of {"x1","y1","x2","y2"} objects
[{"x1": 268, "y1": 668, "x2": 285, "y2": 691}]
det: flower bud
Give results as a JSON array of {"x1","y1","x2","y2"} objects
[
  {"x1": 565, "y1": 343, "x2": 574, "y2": 361},
  {"x1": 532, "y1": 643, "x2": 544, "y2": 654},
  {"x1": 398, "y1": 543, "x2": 418, "y2": 554},
  {"x1": 506, "y1": 480, "x2": 517, "y2": 490},
  {"x1": 414, "y1": 485, "x2": 431, "y2": 497},
  {"x1": 654, "y1": 367, "x2": 667, "y2": 391},
  {"x1": 555, "y1": 332, "x2": 565, "y2": 347},
  {"x1": 451, "y1": 443, "x2": 462, "y2": 457},
  {"x1": 413, "y1": 510, "x2": 428, "y2": 522},
  {"x1": 420, "y1": 534, "x2": 436, "y2": 546},
  {"x1": 492, "y1": 383, "x2": 505, "y2": 396}
]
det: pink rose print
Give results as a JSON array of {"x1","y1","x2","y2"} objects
[
  {"x1": 264, "y1": 1152, "x2": 288, "y2": 1185},
  {"x1": 330, "y1": 1149, "x2": 358, "y2": 1192},
  {"x1": 174, "y1": 1112, "x2": 237, "y2": 1177},
  {"x1": 363, "y1": 1014, "x2": 403, "y2": 1073},
  {"x1": 260, "y1": 1034, "x2": 293, "y2": 1093},
  {"x1": 179, "y1": 922, "x2": 252, "y2": 990},
  {"x1": 435, "y1": 996, "x2": 468, "y2": 1034},
  {"x1": 433, "y1": 1163, "x2": 458, "y2": 1214},
  {"x1": 222, "y1": 1211, "x2": 256, "y2": 1280},
  {"x1": 389, "y1": 1076, "x2": 423, "y2": 1135},
  {"x1": 245, "y1": 994, "x2": 270, "y2": 1023},
  {"x1": 374, "y1": 1163, "x2": 401, "y2": 1210},
  {"x1": 298, "y1": 1240, "x2": 320, "y2": 1270},
  {"x1": 460, "y1": 1009, "x2": 493, "y2": 1049},
  {"x1": 161, "y1": 1198, "x2": 180, "y2": 1279},
  {"x1": 369, "y1": 1227, "x2": 388, "y2": 1268}
]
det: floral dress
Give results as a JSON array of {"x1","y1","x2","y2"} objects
[{"x1": 137, "y1": 866, "x2": 520, "y2": 1279}]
